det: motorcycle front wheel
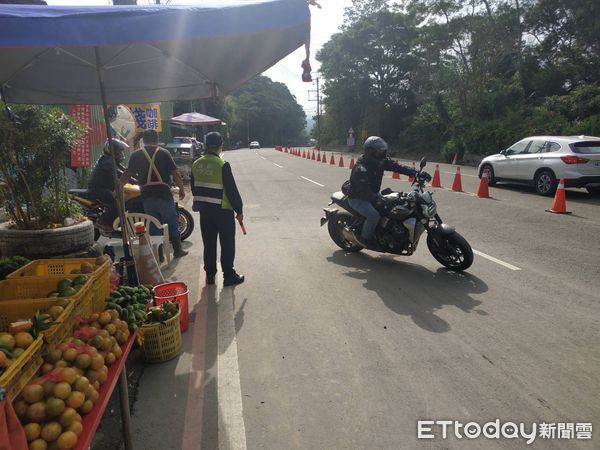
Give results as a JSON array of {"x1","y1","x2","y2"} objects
[
  {"x1": 327, "y1": 211, "x2": 363, "y2": 252},
  {"x1": 426, "y1": 231, "x2": 473, "y2": 271},
  {"x1": 178, "y1": 207, "x2": 194, "y2": 241}
]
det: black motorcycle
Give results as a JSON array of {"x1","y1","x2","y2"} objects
[
  {"x1": 321, "y1": 158, "x2": 473, "y2": 271},
  {"x1": 69, "y1": 185, "x2": 194, "y2": 242}
]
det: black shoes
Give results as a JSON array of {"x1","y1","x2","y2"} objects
[
  {"x1": 206, "y1": 274, "x2": 215, "y2": 285},
  {"x1": 171, "y1": 237, "x2": 189, "y2": 258},
  {"x1": 224, "y1": 272, "x2": 245, "y2": 286}
]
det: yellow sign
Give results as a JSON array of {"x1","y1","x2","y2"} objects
[{"x1": 128, "y1": 103, "x2": 162, "y2": 132}]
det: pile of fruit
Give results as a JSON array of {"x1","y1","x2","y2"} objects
[
  {"x1": 104, "y1": 284, "x2": 152, "y2": 331},
  {"x1": 68, "y1": 256, "x2": 109, "y2": 275},
  {"x1": 146, "y1": 301, "x2": 179, "y2": 323},
  {"x1": 14, "y1": 366, "x2": 97, "y2": 450},
  {"x1": 0, "y1": 328, "x2": 35, "y2": 376},
  {"x1": 47, "y1": 276, "x2": 90, "y2": 299},
  {"x1": 14, "y1": 306, "x2": 131, "y2": 450}
]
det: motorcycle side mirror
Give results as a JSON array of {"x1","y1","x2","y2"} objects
[
  {"x1": 420, "y1": 157, "x2": 427, "y2": 169},
  {"x1": 381, "y1": 188, "x2": 393, "y2": 195}
]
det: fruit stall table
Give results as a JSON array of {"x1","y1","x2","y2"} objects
[{"x1": 75, "y1": 331, "x2": 136, "y2": 450}]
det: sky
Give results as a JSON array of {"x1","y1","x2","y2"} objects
[{"x1": 43, "y1": 0, "x2": 352, "y2": 114}]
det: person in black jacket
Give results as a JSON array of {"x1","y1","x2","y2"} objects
[
  {"x1": 347, "y1": 136, "x2": 430, "y2": 247},
  {"x1": 85, "y1": 138, "x2": 129, "y2": 232}
]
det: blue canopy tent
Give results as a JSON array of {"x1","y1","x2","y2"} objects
[{"x1": 0, "y1": 0, "x2": 311, "y2": 288}]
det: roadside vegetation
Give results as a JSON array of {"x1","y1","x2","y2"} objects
[{"x1": 314, "y1": 0, "x2": 600, "y2": 160}]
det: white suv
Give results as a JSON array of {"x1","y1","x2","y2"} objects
[{"x1": 478, "y1": 136, "x2": 600, "y2": 196}]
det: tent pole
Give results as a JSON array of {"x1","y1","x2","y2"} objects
[{"x1": 94, "y1": 47, "x2": 138, "y2": 286}]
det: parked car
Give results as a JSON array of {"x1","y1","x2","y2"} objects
[
  {"x1": 478, "y1": 136, "x2": 600, "y2": 196},
  {"x1": 249, "y1": 141, "x2": 260, "y2": 149}
]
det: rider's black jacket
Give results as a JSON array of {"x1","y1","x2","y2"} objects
[
  {"x1": 87, "y1": 154, "x2": 125, "y2": 192},
  {"x1": 348, "y1": 156, "x2": 417, "y2": 201}
]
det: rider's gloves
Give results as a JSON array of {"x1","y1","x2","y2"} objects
[{"x1": 419, "y1": 171, "x2": 432, "y2": 182}]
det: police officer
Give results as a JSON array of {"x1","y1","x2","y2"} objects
[
  {"x1": 191, "y1": 132, "x2": 245, "y2": 286},
  {"x1": 347, "y1": 136, "x2": 431, "y2": 248}
]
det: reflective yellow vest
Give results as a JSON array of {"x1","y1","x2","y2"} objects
[{"x1": 191, "y1": 153, "x2": 232, "y2": 210}]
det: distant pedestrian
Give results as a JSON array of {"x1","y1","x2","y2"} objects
[{"x1": 191, "y1": 132, "x2": 245, "y2": 286}]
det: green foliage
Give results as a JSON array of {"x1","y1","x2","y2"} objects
[
  {"x1": 222, "y1": 76, "x2": 306, "y2": 147},
  {"x1": 0, "y1": 256, "x2": 30, "y2": 280},
  {"x1": 0, "y1": 105, "x2": 85, "y2": 229},
  {"x1": 315, "y1": 0, "x2": 600, "y2": 158}
]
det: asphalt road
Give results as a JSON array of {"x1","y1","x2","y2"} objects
[{"x1": 197, "y1": 147, "x2": 599, "y2": 450}]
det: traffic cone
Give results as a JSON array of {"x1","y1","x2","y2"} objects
[
  {"x1": 330, "y1": 153, "x2": 335, "y2": 165},
  {"x1": 349, "y1": 158, "x2": 355, "y2": 169},
  {"x1": 132, "y1": 223, "x2": 165, "y2": 286},
  {"x1": 338, "y1": 155, "x2": 345, "y2": 167},
  {"x1": 302, "y1": 150, "x2": 306, "y2": 158},
  {"x1": 476, "y1": 170, "x2": 490, "y2": 198},
  {"x1": 285, "y1": 147, "x2": 288, "y2": 153},
  {"x1": 322, "y1": 152, "x2": 327, "y2": 163},
  {"x1": 431, "y1": 164, "x2": 441, "y2": 188},
  {"x1": 311, "y1": 150, "x2": 315, "y2": 160},
  {"x1": 408, "y1": 162, "x2": 416, "y2": 182},
  {"x1": 452, "y1": 153, "x2": 459, "y2": 165},
  {"x1": 451, "y1": 167, "x2": 463, "y2": 192},
  {"x1": 546, "y1": 179, "x2": 571, "y2": 214},
  {"x1": 317, "y1": 152, "x2": 321, "y2": 162}
]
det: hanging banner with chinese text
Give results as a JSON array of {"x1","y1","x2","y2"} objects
[
  {"x1": 127, "y1": 103, "x2": 162, "y2": 132},
  {"x1": 70, "y1": 104, "x2": 92, "y2": 167}
]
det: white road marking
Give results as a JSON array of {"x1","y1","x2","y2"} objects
[
  {"x1": 473, "y1": 249, "x2": 521, "y2": 271},
  {"x1": 273, "y1": 163, "x2": 283, "y2": 168},
  {"x1": 301, "y1": 176, "x2": 325, "y2": 187},
  {"x1": 441, "y1": 170, "x2": 477, "y2": 178},
  {"x1": 258, "y1": 155, "x2": 266, "y2": 160},
  {"x1": 218, "y1": 288, "x2": 248, "y2": 450}
]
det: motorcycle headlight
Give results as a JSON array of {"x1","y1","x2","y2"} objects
[{"x1": 421, "y1": 202, "x2": 437, "y2": 218}]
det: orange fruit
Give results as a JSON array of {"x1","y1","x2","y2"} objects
[
  {"x1": 89, "y1": 313, "x2": 99, "y2": 323},
  {"x1": 14, "y1": 332, "x2": 34, "y2": 349},
  {"x1": 53, "y1": 382, "x2": 71, "y2": 400},
  {"x1": 56, "y1": 431, "x2": 78, "y2": 450},
  {"x1": 59, "y1": 407, "x2": 78, "y2": 427},
  {"x1": 73, "y1": 376, "x2": 90, "y2": 393},
  {"x1": 61, "y1": 367, "x2": 78, "y2": 384},
  {"x1": 66, "y1": 391, "x2": 85, "y2": 409},
  {"x1": 40, "y1": 421, "x2": 62, "y2": 442},
  {"x1": 26, "y1": 401, "x2": 47, "y2": 422},
  {"x1": 108, "y1": 310, "x2": 119, "y2": 321},
  {"x1": 45, "y1": 397, "x2": 66, "y2": 418},
  {"x1": 104, "y1": 352, "x2": 116, "y2": 367},
  {"x1": 62, "y1": 348, "x2": 78, "y2": 363},
  {"x1": 23, "y1": 422, "x2": 41, "y2": 442},
  {"x1": 54, "y1": 360, "x2": 68, "y2": 369},
  {"x1": 13, "y1": 399, "x2": 27, "y2": 418},
  {"x1": 41, "y1": 363, "x2": 54, "y2": 375},
  {"x1": 74, "y1": 354, "x2": 91, "y2": 370},
  {"x1": 98, "y1": 312, "x2": 111, "y2": 326},
  {"x1": 28, "y1": 439, "x2": 48, "y2": 450},
  {"x1": 66, "y1": 421, "x2": 83, "y2": 436},
  {"x1": 86, "y1": 387, "x2": 99, "y2": 404},
  {"x1": 78, "y1": 399, "x2": 94, "y2": 415},
  {"x1": 89, "y1": 335, "x2": 104, "y2": 350},
  {"x1": 89, "y1": 353, "x2": 104, "y2": 371},
  {"x1": 46, "y1": 348, "x2": 62, "y2": 364},
  {"x1": 22, "y1": 384, "x2": 44, "y2": 404}
]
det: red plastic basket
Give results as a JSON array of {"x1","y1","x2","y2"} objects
[{"x1": 153, "y1": 282, "x2": 189, "y2": 332}]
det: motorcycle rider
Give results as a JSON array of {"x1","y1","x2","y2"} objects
[
  {"x1": 85, "y1": 138, "x2": 129, "y2": 232},
  {"x1": 346, "y1": 136, "x2": 431, "y2": 248}
]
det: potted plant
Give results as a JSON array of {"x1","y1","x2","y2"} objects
[{"x1": 0, "y1": 105, "x2": 94, "y2": 258}]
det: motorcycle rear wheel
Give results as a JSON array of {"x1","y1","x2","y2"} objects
[
  {"x1": 178, "y1": 207, "x2": 194, "y2": 241},
  {"x1": 426, "y1": 231, "x2": 473, "y2": 271},
  {"x1": 327, "y1": 212, "x2": 363, "y2": 252}
]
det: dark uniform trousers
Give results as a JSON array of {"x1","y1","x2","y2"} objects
[{"x1": 199, "y1": 205, "x2": 236, "y2": 278}]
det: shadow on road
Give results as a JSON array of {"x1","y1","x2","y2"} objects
[
  {"x1": 494, "y1": 183, "x2": 600, "y2": 206},
  {"x1": 327, "y1": 250, "x2": 488, "y2": 333}
]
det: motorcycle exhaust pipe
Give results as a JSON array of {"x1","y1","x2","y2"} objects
[{"x1": 341, "y1": 226, "x2": 361, "y2": 245}]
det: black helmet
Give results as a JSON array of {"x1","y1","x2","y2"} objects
[
  {"x1": 205, "y1": 131, "x2": 223, "y2": 149},
  {"x1": 103, "y1": 138, "x2": 129, "y2": 161},
  {"x1": 363, "y1": 136, "x2": 388, "y2": 161}
]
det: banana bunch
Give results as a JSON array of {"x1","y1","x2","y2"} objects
[{"x1": 146, "y1": 301, "x2": 179, "y2": 323}]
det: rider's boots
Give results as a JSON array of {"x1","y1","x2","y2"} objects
[{"x1": 172, "y1": 236, "x2": 189, "y2": 258}]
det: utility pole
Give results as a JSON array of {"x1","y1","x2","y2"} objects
[{"x1": 307, "y1": 76, "x2": 321, "y2": 149}]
